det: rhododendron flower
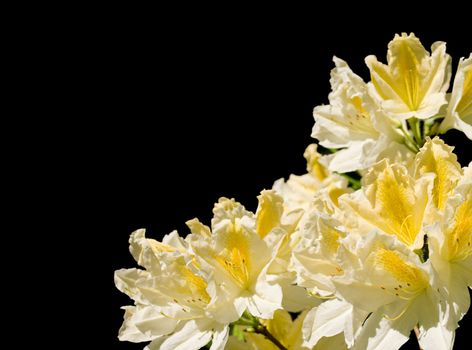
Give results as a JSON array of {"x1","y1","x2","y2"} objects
[{"x1": 114, "y1": 33, "x2": 471, "y2": 350}]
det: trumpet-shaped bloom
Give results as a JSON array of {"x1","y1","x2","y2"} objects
[
  {"x1": 187, "y1": 198, "x2": 283, "y2": 322},
  {"x1": 332, "y1": 232, "x2": 454, "y2": 350},
  {"x1": 273, "y1": 144, "x2": 351, "y2": 214},
  {"x1": 339, "y1": 138, "x2": 461, "y2": 249},
  {"x1": 366, "y1": 33, "x2": 451, "y2": 120},
  {"x1": 440, "y1": 54, "x2": 472, "y2": 139},
  {"x1": 291, "y1": 211, "x2": 346, "y2": 298},
  {"x1": 114, "y1": 230, "x2": 229, "y2": 350},
  {"x1": 114, "y1": 34, "x2": 471, "y2": 350},
  {"x1": 413, "y1": 137, "x2": 463, "y2": 223},
  {"x1": 428, "y1": 162, "x2": 471, "y2": 327},
  {"x1": 290, "y1": 201, "x2": 365, "y2": 348},
  {"x1": 272, "y1": 145, "x2": 351, "y2": 310},
  {"x1": 312, "y1": 57, "x2": 409, "y2": 172},
  {"x1": 340, "y1": 158, "x2": 431, "y2": 249}
]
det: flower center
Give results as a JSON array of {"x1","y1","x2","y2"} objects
[
  {"x1": 216, "y1": 221, "x2": 251, "y2": 289},
  {"x1": 376, "y1": 249, "x2": 428, "y2": 299}
]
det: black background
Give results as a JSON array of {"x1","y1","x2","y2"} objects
[{"x1": 110, "y1": 18, "x2": 471, "y2": 349}]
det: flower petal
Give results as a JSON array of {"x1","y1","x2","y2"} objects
[
  {"x1": 255, "y1": 190, "x2": 284, "y2": 239},
  {"x1": 118, "y1": 306, "x2": 155, "y2": 343},
  {"x1": 209, "y1": 325, "x2": 229, "y2": 350},
  {"x1": 366, "y1": 33, "x2": 450, "y2": 119},
  {"x1": 440, "y1": 54, "x2": 472, "y2": 139},
  {"x1": 302, "y1": 299, "x2": 351, "y2": 348},
  {"x1": 159, "y1": 319, "x2": 213, "y2": 350},
  {"x1": 414, "y1": 137, "x2": 462, "y2": 211},
  {"x1": 352, "y1": 310, "x2": 414, "y2": 350}
]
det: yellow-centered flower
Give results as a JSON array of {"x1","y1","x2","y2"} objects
[{"x1": 366, "y1": 33, "x2": 451, "y2": 120}]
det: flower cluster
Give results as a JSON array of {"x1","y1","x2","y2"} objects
[{"x1": 115, "y1": 33, "x2": 471, "y2": 350}]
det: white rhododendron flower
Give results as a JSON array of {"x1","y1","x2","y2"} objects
[
  {"x1": 366, "y1": 33, "x2": 451, "y2": 120},
  {"x1": 440, "y1": 54, "x2": 472, "y2": 139},
  {"x1": 428, "y1": 162, "x2": 471, "y2": 326},
  {"x1": 312, "y1": 57, "x2": 410, "y2": 172},
  {"x1": 187, "y1": 197, "x2": 283, "y2": 322},
  {"x1": 273, "y1": 144, "x2": 349, "y2": 211},
  {"x1": 114, "y1": 230, "x2": 230, "y2": 350},
  {"x1": 114, "y1": 33, "x2": 471, "y2": 350},
  {"x1": 336, "y1": 232, "x2": 452, "y2": 350},
  {"x1": 339, "y1": 157, "x2": 431, "y2": 249},
  {"x1": 413, "y1": 137, "x2": 463, "y2": 220}
]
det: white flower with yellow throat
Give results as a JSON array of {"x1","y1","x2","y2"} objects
[
  {"x1": 186, "y1": 197, "x2": 283, "y2": 323},
  {"x1": 114, "y1": 229, "x2": 230, "y2": 350}
]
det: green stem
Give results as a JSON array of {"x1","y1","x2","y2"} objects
[
  {"x1": 408, "y1": 118, "x2": 422, "y2": 146},
  {"x1": 424, "y1": 115, "x2": 444, "y2": 137},
  {"x1": 428, "y1": 122, "x2": 440, "y2": 137},
  {"x1": 400, "y1": 125, "x2": 420, "y2": 152},
  {"x1": 423, "y1": 120, "x2": 431, "y2": 138},
  {"x1": 416, "y1": 121, "x2": 423, "y2": 144}
]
